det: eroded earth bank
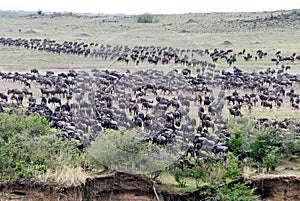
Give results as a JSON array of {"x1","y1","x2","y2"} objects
[{"x1": 1, "y1": 172, "x2": 300, "y2": 201}]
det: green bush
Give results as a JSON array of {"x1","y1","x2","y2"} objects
[
  {"x1": 137, "y1": 14, "x2": 155, "y2": 23},
  {"x1": 174, "y1": 167, "x2": 189, "y2": 187},
  {"x1": 292, "y1": 9, "x2": 300, "y2": 16},
  {"x1": 191, "y1": 166, "x2": 208, "y2": 187},
  {"x1": 88, "y1": 129, "x2": 174, "y2": 174},
  {"x1": 279, "y1": 130, "x2": 300, "y2": 156},
  {"x1": 248, "y1": 132, "x2": 273, "y2": 164},
  {"x1": 229, "y1": 132, "x2": 246, "y2": 155},
  {"x1": 0, "y1": 110, "x2": 83, "y2": 181},
  {"x1": 213, "y1": 183, "x2": 259, "y2": 201},
  {"x1": 173, "y1": 164, "x2": 205, "y2": 188},
  {"x1": 247, "y1": 127, "x2": 284, "y2": 173},
  {"x1": 37, "y1": 10, "x2": 43, "y2": 16},
  {"x1": 172, "y1": 158, "x2": 218, "y2": 188},
  {"x1": 264, "y1": 150, "x2": 281, "y2": 172},
  {"x1": 222, "y1": 153, "x2": 242, "y2": 181}
]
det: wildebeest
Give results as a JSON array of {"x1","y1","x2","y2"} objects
[
  {"x1": 0, "y1": 37, "x2": 300, "y2": 169},
  {"x1": 228, "y1": 107, "x2": 242, "y2": 117},
  {"x1": 48, "y1": 97, "x2": 62, "y2": 106}
]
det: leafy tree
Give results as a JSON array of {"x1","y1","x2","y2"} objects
[
  {"x1": 279, "y1": 129, "x2": 300, "y2": 156},
  {"x1": 191, "y1": 165, "x2": 208, "y2": 187},
  {"x1": 248, "y1": 130, "x2": 283, "y2": 172},
  {"x1": 37, "y1": 10, "x2": 43, "y2": 16},
  {"x1": 249, "y1": 133, "x2": 272, "y2": 165},
  {"x1": 292, "y1": 9, "x2": 300, "y2": 16},
  {"x1": 65, "y1": 12, "x2": 73, "y2": 17}
]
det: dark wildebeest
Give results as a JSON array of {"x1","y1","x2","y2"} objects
[{"x1": 48, "y1": 97, "x2": 62, "y2": 106}]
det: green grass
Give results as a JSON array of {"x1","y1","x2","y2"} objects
[{"x1": 158, "y1": 171, "x2": 199, "y2": 192}]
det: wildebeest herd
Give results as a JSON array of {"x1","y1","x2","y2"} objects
[
  {"x1": 2, "y1": 37, "x2": 300, "y2": 68},
  {"x1": 0, "y1": 36, "x2": 300, "y2": 165}
]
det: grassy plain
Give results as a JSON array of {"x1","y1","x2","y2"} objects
[
  {"x1": 0, "y1": 10, "x2": 299, "y2": 72},
  {"x1": 0, "y1": 10, "x2": 299, "y2": 120}
]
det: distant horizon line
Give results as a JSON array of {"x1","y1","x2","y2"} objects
[{"x1": 0, "y1": 8, "x2": 299, "y2": 16}]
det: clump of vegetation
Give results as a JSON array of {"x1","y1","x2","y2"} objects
[
  {"x1": 0, "y1": 107, "x2": 298, "y2": 200},
  {"x1": 248, "y1": 129, "x2": 282, "y2": 172},
  {"x1": 137, "y1": 13, "x2": 156, "y2": 23},
  {"x1": 222, "y1": 153, "x2": 243, "y2": 181},
  {"x1": 227, "y1": 117, "x2": 297, "y2": 173},
  {"x1": 37, "y1": 10, "x2": 43, "y2": 16},
  {"x1": 291, "y1": 9, "x2": 300, "y2": 16},
  {"x1": 0, "y1": 109, "x2": 86, "y2": 183},
  {"x1": 228, "y1": 131, "x2": 246, "y2": 155},
  {"x1": 248, "y1": 132, "x2": 273, "y2": 165},
  {"x1": 170, "y1": 153, "x2": 257, "y2": 200},
  {"x1": 280, "y1": 128, "x2": 300, "y2": 156},
  {"x1": 174, "y1": 167, "x2": 189, "y2": 188},
  {"x1": 168, "y1": 117, "x2": 300, "y2": 198},
  {"x1": 213, "y1": 183, "x2": 259, "y2": 201},
  {"x1": 264, "y1": 150, "x2": 281, "y2": 172},
  {"x1": 88, "y1": 129, "x2": 175, "y2": 174}
]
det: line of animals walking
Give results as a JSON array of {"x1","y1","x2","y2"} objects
[{"x1": 1, "y1": 37, "x2": 299, "y2": 68}]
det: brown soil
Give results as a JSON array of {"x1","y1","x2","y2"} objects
[
  {"x1": 249, "y1": 175, "x2": 300, "y2": 201},
  {"x1": 1, "y1": 172, "x2": 300, "y2": 201}
]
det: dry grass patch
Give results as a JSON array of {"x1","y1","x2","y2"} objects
[{"x1": 37, "y1": 166, "x2": 89, "y2": 186}]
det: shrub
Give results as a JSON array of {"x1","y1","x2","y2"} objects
[
  {"x1": 248, "y1": 132, "x2": 273, "y2": 165},
  {"x1": 228, "y1": 132, "x2": 246, "y2": 155},
  {"x1": 0, "y1": 110, "x2": 83, "y2": 181},
  {"x1": 88, "y1": 129, "x2": 175, "y2": 174},
  {"x1": 247, "y1": 127, "x2": 284, "y2": 173},
  {"x1": 65, "y1": 12, "x2": 73, "y2": 17},
  {"x1": 172, "y1": 157, "x2": 220, "y2": 188},
  {"x1": 214, "y1": 183, "x2": 259, "y2": 201},
  {"x1": 37, "y1": 10, "x2": 43, "y2": 16},
  {"x1": 292, "y1": 9, "x2": 300, "y2": 16},
  {"x1": 137, "y1": 13, "x2": 154, "y2": 23},
  {"x1": 190, "y1": 165, "x2": 208, "y2": 187},
  {"x1": 280, "y1": 129, "x2": 300, "y2": 155},
  {"x1": 222, "y1": 153, "x2": 243, "y2": 181},
  {"x1": 264, "y1": 150, "x2": 281, "y2": 172},
  {"x1": 174, "y1": 167, "x2": 189, "y2": 187}
]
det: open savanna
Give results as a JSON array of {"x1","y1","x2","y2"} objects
[
  {"x1": 0, "y1": 10, "x2": 300, "y2": 201},
  {"x1": 0, "y1": 10, "x2": 300, "y2": 120},
  {"x1": 0, "y1": 10, "x2": 299, "y2": 71}
]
